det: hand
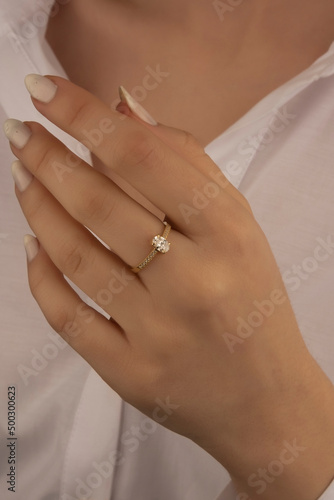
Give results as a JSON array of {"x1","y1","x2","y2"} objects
[{"x1": 5, "y1": 75, "x2": 334, "y2": 500}]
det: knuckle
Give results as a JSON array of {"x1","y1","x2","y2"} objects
[
  {"x1": 48, "y1": 306, "x2": 73, "y2": 337},
  {"x1": 78, "y1": 188, "x2": 116, "y2": 225},
  {"x1": 32, "y1": 144, "x2": 57, "y2": 177},
  {"x1": 49, "y1": 304, "x2": 85, "y2": 343},
  {"x1": 66, "y1": 100, "x2": 93, "y2": 131},
  {"x1": 227, "y1": 186, "x2": 254, "y2": 216},
  {"x1": 24, "y1": 189, "x2": 48, "y2": 221},
  {"x1": 28, "y1": 264, "x2": 47, "y2": 297},
  {"x1": 228, "y1": 211, "x2": 255, "y2": 254},
  {"x1": 169, "y1": 257, "x2": 228, "y2": 317},
  {"x1": 117, "y1": 130, "x2": 163, "y2": 170},
  {"x1": 192, "y1": 267, "x2": 229, "y2": 315},
  {"x1": 57, "y1": 237, "x2": 90, "y2": 277},
  {"x1": 179, "y1": 129, "x2": 202, "y2": 153}
]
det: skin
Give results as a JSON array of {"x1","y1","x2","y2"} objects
[
  {"x1": 5, "y1": 1, "x2": 334, "y2": 499},
  {"x1": 46, "y1": 0, "x2": 334, "y2": 145},
  {"x1": 6, "y1": 78, "x2": 334, "y2": 500}
]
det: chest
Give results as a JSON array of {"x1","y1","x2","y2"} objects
[{"x1": 45, "y1": 9, "x2": 333, "y2": 146}]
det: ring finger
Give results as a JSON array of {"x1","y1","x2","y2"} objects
[{"x1": 11, "y1": 158, "x2": 150, "y2": 327}]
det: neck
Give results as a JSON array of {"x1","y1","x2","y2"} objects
[
  {"x1": 56, "y1": 0, "x2": 334, "y2": 40},
  {"x1": 60, "y1": 0, "x2": 236, "y2": 34}
]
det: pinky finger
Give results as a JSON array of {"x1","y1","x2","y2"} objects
[{"x1": 23, "y1": 235, "x2": 131, "y2": 388}]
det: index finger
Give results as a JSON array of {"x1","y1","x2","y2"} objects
[{"x1": 24, "y1": 74, "x2": 233, "y2": 235}]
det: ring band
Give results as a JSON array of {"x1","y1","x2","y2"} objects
[{"x1": 131, "y1": 221, "x2": 171, "y2": 273}]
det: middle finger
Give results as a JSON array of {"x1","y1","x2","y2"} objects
[{"x1": 5, "y1": 119, "x2": 173, "y2": 269}]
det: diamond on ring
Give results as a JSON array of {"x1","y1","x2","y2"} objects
[
  {"x1": 152, "y1": 235, "x2": 170, "y2": 253},
  {"x1": 131, "y1": 221, "x2": 171, "y2": 273}
]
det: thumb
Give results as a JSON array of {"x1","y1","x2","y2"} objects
[{"x1": 116, "y1": 86, "x2": 207, "y2": 166}]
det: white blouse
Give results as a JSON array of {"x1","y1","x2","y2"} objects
[{"x1": 0, "y1": 2, "x2": 333, "y2": 500}]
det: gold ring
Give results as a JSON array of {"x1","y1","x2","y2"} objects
[{"x1": 131, "y1": 221, "x2": 171, "y2": 273}]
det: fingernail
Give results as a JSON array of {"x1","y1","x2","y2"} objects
[
  {"x1": 11, "y1": 160, "x2": 33, "y2": 192},
  {"x1": 118, "y1": 86, "x2": 157, "y2": 126},
  {"x1": 3, "y1": 119, "x2": 32, "y2": 149},
  {"x1": 24, "y1": 234, "x2": 39, "y2": 262},
  {"x1": 25, "y1": 74, "x2": 58, "y2": 103}
]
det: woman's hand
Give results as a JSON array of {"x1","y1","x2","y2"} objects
[{"x1": 4, "y1": 75, "x2": 334, "y2": 500}]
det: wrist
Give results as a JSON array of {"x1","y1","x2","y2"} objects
[{"x1": 220, "y1": 354, "x2": 334, "y2": 500}]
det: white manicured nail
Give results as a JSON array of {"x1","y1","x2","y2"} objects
[
  {"x1": 3, "y1": 119, "x2": 32, "y2": 149},
  {"x1": 24, "y1": 234, "x2": 39, "y2": 262},
  {"x1": 11, "y1": 160, "x2": 33, "y2": 192},
  {"x1": 119, "y1": 86, "x2": 157, "y2": 126},
  {"x1": 25, "y1": 74, "x2": 58, "y2": 103}
]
